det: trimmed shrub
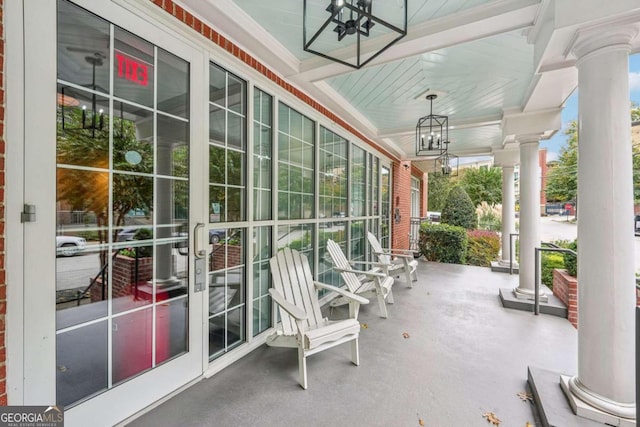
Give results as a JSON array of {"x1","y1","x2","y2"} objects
[
  {"x1": 419, "y1": 222, "x2": 467, "y2": 264},
  {"x1": 563, "y1": 240, "x2": 577, "y2": 277},
  {"x1": 541, "y1": 253, "x2": 564, "y2": 289},
  {"x1": 441, "y1": 186, "x2": 477, "y2": 229},
  {"x1": 466, "y1": 230, "x2": 500, "y2": 267}
]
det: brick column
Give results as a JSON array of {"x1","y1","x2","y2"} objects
[{"x1": 392, "y1": 162, "x2": 412, "y2": 250}]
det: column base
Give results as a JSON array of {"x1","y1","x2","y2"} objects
[
  {"x1": 561, "y1": 375, "x2": 636, "y2": 426},
  {"x1": 490, "y1": 260, "x2": 519, "y2": 273},
  {"x1": 514, "y1": 286, "x2": 548, "y2": 302}
]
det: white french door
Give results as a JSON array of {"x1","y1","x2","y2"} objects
[{"x1": 21, "y1": 0, "x2": 207, "y2": 424}]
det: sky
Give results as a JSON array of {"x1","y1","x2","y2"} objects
[{"x1": 539, "y1": 53, "x2": 640, "y2": 161}]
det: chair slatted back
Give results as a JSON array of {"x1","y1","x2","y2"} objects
[
  {"x1": 270, "y1": 247, "x2": 324, "y2": 335},
  {"x1": 367, "y1": 232, "x2": 391, "y2": 265},
  {"x1": 326, "y1": 239, "x2": 365, "y2": 294}
]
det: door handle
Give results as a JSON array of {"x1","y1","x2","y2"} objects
[{"x1": 194, "y1": 223, "x2": 206, "y2": 259}]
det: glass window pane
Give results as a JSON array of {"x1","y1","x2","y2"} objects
[
  {"x1": 112, "y1": 309, "x2": 153, "y2": 384},
  {"x1": 228, "y1": 150, "x2": 244, "y2": 186},
  {"x1": 113, "y1": 101, "x2": 153, "y2": 174},
  {"x1": 209, "y1": 63, "x2": 226, "y2": 106},
  {"x1": 227, "y1": 113, "x2": 244, "y2": 149},
  {"x1": 227, "y1": 187, "x2": 244, "y2": 222},
  {"x1": 156, "y1": 297, "x2": 188, "y2": 364},
  {"x1": 57, "y1": 321, "x2": 108, "y2": 407},
  {"x1": 57, "y1": 86, "x2": 110, "y2": 168},
  {"x1": 57, "y1": 1, "x2": 110, "y2": 94},
  {"x1": 157, "y1": 49, "x2": 189, "y2": 118},
  {"x1": 57, "y1": 168, "x2": 109, "y2": 231},
  {"x1": 209, "y1": 145, "x2": 225, "y2": 184},
  {"x1": 209, "y1": 105, "x2": 225, "y2": 144},
  {"x1": 228, "y1": 74, "x2": 245, "y2": 114},
  {"x1": 209, "y1": 186, "x2": 225, "y2": 223},
  {"x1": 111, "y1": 242, "x2": 153, "y2": 315},
  {"x1": 114, "y1": 28, "x2": 154, "y2": 108},
  {"x1": 157, "y1": 115, "x2": 189, "y2": 178},
  {"x1": 112, "y1": 174, "x2": 154, "y2": 228}
]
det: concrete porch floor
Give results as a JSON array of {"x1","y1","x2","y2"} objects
[{"x1": 127, "y1": 261, "x2": 579, "y2": 427}]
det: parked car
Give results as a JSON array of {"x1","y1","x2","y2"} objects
[
  {"x1": 635, "y1": 215, "x2": 640, "y2": 235},
  {"x1": 56, "y1": 235, "x2": 86, "y2": 257},
  {"x1": 209, "y1": 229, "x2": 226, "y2": 244}
]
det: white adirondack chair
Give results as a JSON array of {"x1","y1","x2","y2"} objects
[
  {"x1": 367, "y1": 232, "x2": 418, "y2": 287},
  {"x1": 267, "y1": 247, "x2": 369, "y2": 390},
  {"x1": 326, "y1": 239, "x2": 395, "y2": 318}
]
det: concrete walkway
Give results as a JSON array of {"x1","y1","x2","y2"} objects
[{"x1": 127, "y1": 261, "x2": 578, "y2": 427}]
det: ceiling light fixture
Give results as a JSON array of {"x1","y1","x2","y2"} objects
[
  {"x1": 303, "y1": 0, "x2": 407, "y2": 69},
  {"x1": 434, "y1": 143, "x2": 458, "y2": 177},
  {"x1": 416, "y1": 94, "x2": 449, "y2": 157}
]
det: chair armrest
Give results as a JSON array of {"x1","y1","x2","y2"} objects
[
  {"x1": 268, "y1": 289, "x2": 307, "y2": 320},
  {"x1": 313, "y1": 281, "x2": 369, "y2": 305},
  {"x1": 349, "y1": 260, "x2": 387, "y2": 268},
  {"x1": 334, "y1": 267, "x2": 387, "y2": 279}
]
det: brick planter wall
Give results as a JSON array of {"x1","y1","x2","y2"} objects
[
  {"x1": 91, "y1": 255, "x2": 153, "y2": 302},
  {"x1": 210, "y1": 244, "x2": 242, "y2": 272},
  {"x1": 552, "y1": 269, "x2": 578, "y2": 328},
  {"x1": 552, "y1": 269, "x2": 640, "y2": 330}
]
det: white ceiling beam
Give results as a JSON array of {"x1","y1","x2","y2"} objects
[{"x1": 296, "y1": 0, "x2": 541, "y2": 82}]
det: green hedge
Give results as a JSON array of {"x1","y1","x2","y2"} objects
[
  {"x1": 563, "y1": 240, "x2": 577, "y2": 277},
  {"x1": 419, "y1": 223, "x2": 467, "y2": 264},
  {"x1": 466, "y1": 230, "x2": 500, "y2": 267},
  {"x1": 541, "y1": 253, "x2": 564, "y2": 289}
]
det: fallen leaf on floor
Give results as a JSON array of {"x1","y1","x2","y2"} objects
[
  {"x1": 418, "y1": 418, "x2": 425, "y2": 426},
  {"x1": 402, "y1": 332, "x2": 410, "y2": 339},
  {"x1": 482, "y1": 412, "x2": 501, "y2": 425},
  {"x1": 525, "y1": 422, "x2": 533, "y2": 427},
  {"x1": 517, "y1": 391, "x2": 533, "y2": 402},
  {"x1": 361, "y1": 323, "x2": 368, "y2": 329}
]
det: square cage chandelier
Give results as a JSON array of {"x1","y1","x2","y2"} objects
[
  {"x1": 416, "y1": 94, "x2": 449, "y2": 157},
  {"x1": 434, "y1": 146, "x2": 459, "y2": 177},
  {"x1": 303, "y1": 0, "x2": 407, "y2": 69}
]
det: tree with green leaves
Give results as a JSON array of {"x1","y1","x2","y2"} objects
[
  {"x1": 545, "y1": 121, "x2": 578, "y2": 203},
  {"x1": 427, "y1": 172, "x2": 455, "y2": 212},
  {"x1": 441, "y1": 185, "x2": 477, "y2": 229},
  {"x1": 459, "y1": 167, "x2": 502, "y2": 207}
]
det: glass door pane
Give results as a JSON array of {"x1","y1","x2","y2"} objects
[{"x1": 55, "y1": 0, "x2": 190, "y2": 406}]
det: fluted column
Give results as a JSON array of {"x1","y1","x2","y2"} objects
[
  {"x1": 514, "y1": 139, "x2": 542, "y2": 299},
  {"x1": 499, "y1": 165, "x2": 516, "y2": 266},
  {"x1": 563, "y1": 26, "x2": 638, "y2": 423}
]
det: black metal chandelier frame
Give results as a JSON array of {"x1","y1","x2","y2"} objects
[
  {"x1": 415, "y1": 94, "x2": 449, "y2": 157},
  {"x1": 303, "y1": 0, "x2": 407, "y2": 69},
  {"x1": 434, "y1": 145, "x2": 459, "y2": 177}
]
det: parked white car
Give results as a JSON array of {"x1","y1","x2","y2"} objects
[{"x1": 56, "y1": 235, "x2": 86, "y2": 257}]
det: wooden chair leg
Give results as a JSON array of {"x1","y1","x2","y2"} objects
[
  {"x1": 298, "y1": 346, "x2": 308, "y2": 390},
  {"x1": 404, "y1": 269, "x2": 413, "y2": 287},
  {"x1": 386, "y1": 288, "x2": 394, "y2": 304},
  {"x1": 351, "y1": 338, "x2": 360, "y2": 366},
  {"x1": 377, "y1": 292, "x2": 388, "y2": 318}
]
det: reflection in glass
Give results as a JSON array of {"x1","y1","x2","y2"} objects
[
  {"x1": 157, "y1": 115, "x2": 188, "y2": 178},
  {"x1": 228, "y1": 74, "x2": 244, "y2": 114},
  {"x1": 156, "y1": 297, "x2": 188, "y2": 365},
  {"x1": 209, "y1": 105, "x2": 225, "y2": 143},
  {"x1": 112, "y1": 101, "x2": 153, "y2": 174},
  {"x1": 112, "y1": 174, "x2": 153, "y2": 228},
  {"x1": 253, "y1": 90, "x2": 272, "y2": 220},
  {"x1": 111, "y1": 243, "x2": 153, "y2": 315},
  {"x1": 157, "y1": 49, "x2": 189, "y2": 118},
  {"x1": 57, "y1": 0, "x2": 110, "y2": 94},
  {"x1": 352, "y1": 146, "x2": 366, "y2": 217},
  {"x1": 114, "y1": 28, "x2": 154, "y2": 108},
  {"x1": 112, "y1": 308, "x2": 153, "y2": 384},
  {"x1": 209, "y1": 63, "x2": 226, "y2": 106},
  {"x1": 227, "y1": 112, "x2": 244, "y2": 149},
  {"x1": 252, "y1": 226, "x2": 272, "y2": 336},
  {"x1": 318, "y1": 222, "x2": 347, "y2": 288},
  {"x1": 56, "y1": 321, "x2": 108, "y2": 407},
  {"x1": 57, "y1": 86, "x2": 110, "y2": 167},
  {"x1": 277, "y1": 224, "x2": 314, "y2": 274},
  {"x1": 208, "y1": 226, "x2": 246, "y2": 359},
  {"x1": 351, "y1": 220, "x2": 366, "y2": 262},
  {"x1": 227, "y1": 150, "x2": 244, "y2": 186},
  {"x1": 155, "y1": 242, "x2": 188, "y2": 300},
  {"x1": 381, "y1": 166, "x2": 391, "y2": 248}
]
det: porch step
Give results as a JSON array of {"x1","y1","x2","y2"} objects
[
  {"x1": 527, "y1": 366, "x2": 602, "y2": 427},
  {"x1": 490, "y1": 261, "x2": 519, "y2": 274},
  {"x1": 499, "y1": 287, "x2": 567, "y2": 318}
]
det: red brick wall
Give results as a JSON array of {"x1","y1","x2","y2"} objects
[
  {"x1": 0, "y1": 0, "x2": 6, "y2": 406},
  {"x1": 420, "y1": 172, "x2": 428, "y2": 217},
  {"x1": 92, "y1": 256, "x2": 153, "y2": 302},
  {"x1": 552, "y1": 269, "x2": 577, "y2": 328},
  {"x1": 391, "y1": 162, "x2": 412, "y2": 250},
  {"x1": 553, "y1": 268, "x2": 640, "y2": 330}
]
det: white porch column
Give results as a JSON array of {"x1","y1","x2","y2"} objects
[
  {"x1": 499, "y1": 165, "x2": 516, "y2": 266},
  {"x1": 515, "y1": 139, "x2": 542, "y2": 299},
  {"x1": 563, "y1": 27, "x2": 638, "y2": 423}
]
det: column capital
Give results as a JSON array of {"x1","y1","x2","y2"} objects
[
  {"x1": 516, "y1": 135, "x2": 541, "y2": 146},
  {"x1": 492, "y1": 148, "x2": 519, "y2": 167},
  {"x1": 571, "y1": 25, "x2": 638, "y2": 61}
]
